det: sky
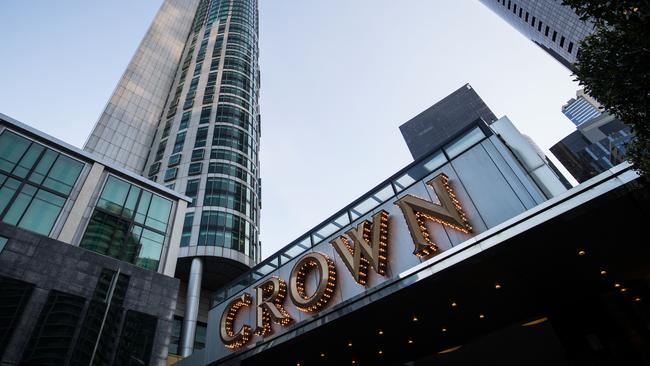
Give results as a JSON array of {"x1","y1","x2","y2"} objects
[{"x1": 0, "y1": 1, "x2": 579, "y2": 259}]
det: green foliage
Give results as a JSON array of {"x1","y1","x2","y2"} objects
[{"x1": 562, "y1": 0, "x2": 650, "y2": 179}]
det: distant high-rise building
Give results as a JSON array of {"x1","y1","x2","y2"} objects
[
  {"x1": 84, "y1": 0, "x2": 261, "y2": 358},
  {"x1": 400, "y1": 84, "x2": 497, "y2": 160},
  {"x1": 551, "y1": 114, "x2": 633, "y2": 182},
  {"x1": 478, "y1": 0, "x2": 593, "y2": 69},
  {"x1": 562, "y1": 89, "x2": 602, "y2": 126}
]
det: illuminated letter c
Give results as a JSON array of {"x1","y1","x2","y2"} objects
[{"x1": 220, "y1": 293, "x2": 253, "y2": 349}]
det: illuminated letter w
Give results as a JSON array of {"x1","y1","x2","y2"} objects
[{"x1": 330, "y1": 210, "x2": 389, "y2": 285}]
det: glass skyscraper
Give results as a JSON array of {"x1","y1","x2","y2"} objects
[
  {"x1": 478, "y1": 0, "x2": 594, "y2": 69},
  {"x1": 84, "y1": 0, "x2": 260, "y2": 358}
]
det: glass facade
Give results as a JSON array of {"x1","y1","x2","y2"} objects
[
  {"x1": 21, "y1": 290, "x2": 86, "y2": 365},
  {"x1": 0, "y1": 276, "x2": 34, "y2": 358},
  {"x1": 0, "y1": 130, "x2": 84, "y2": 236},
  {"x1": 143, "y1": 0, "x2": 260, "y2": 262},
  {"x1": 70, "y1": 269, "x2": 130, "y2": 366},
  {"x1": 169, "y1": 316, "x2": 207, "y2": 356},
  {"x1": 80, "y1": 175, "x2": 172, "y2": 270},
  {"x1": 113, "y1": 310, "x2": 158, "y2": 366}
]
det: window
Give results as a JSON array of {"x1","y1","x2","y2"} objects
[
  {"x1": 568, "y1": 42, "x2": 574, "y2": 53},
  {"x1": 169, "y1": 317, "x2": 183, "y2": 355},
  {"x1": 212, "y1": 126, "x2": 250, "y2": 154},
  {"x1": 188, "y1": 162, "x2": 203, "y2": 176},
  {"x1": 195, "y1": 322, "x2": 207, "y2": 350},
  {"x1": 0, "y1": 276, "x2": 34, "y2": 357},
  {"x1": 179, "y1": 111, "x2": 191, "y2": 130},
  {"x1": 211, "y1": 148, "x2": 250, "y2": 168},
  {"x1": 168, "y1": 153, "x2": 182, "y2": 167},
  {"x1": 0, "y1": 131, "x2": 84, "y2": 236},
  {"x1": 208, "y1": 162, "x2": 249, "y2": 183},
  {"x1": 545, "y1": 26, "x2": 550, "y2": 36},
  {"x1": 168, "y1": 317, "x2": 206, "y2": 355},
  {"x1": 199, "y1": 106, "x2": 212, "y2": 124},
  {"x1": 155, "y1": 140, "x2": 167, "y2": 162},
  {"x1": 531, "y1": 16, "x2": 535, "y2": 27},
  {"x1": 164, "y1": 168, "x2": 178, "y2": 182},
  {"x1": 203, "y1": 177, "x2": 252, "y2": 216},
  {"x1": 191, "y1": 149, "x2": 205, "y2": 161},
  {"x1": 525, "y1": 12, "x2": 529, "y2": 22},
  {"x1": 444, "y1": 127, "x2": 486, "y2": 158},
  {"x1": 1, "y1": 185, "x2": 66, "y2": 235},
  {"x1": 198, "y1": 210, "x2": 250, "y2": 252},
  {"x1": 0, "y1": 236, "x2": 6, "y2": 253},
  {"x1": 172, "y1": 132, "x2": 186, "y2": 154},
  {"x1": 80, "y1": 175, "x2": 172, "y2": 270},
  {"x1": 193, "y1": 62, "x2": 203, "y2": 77},
  {"x1": 181, "y1": 212, "x2": 194, "y2": 247},
  {"x1": 22, "y1": 290, "x2": 85, "y2": 365},
  {"x1": 71, "y1": 269, "x2": 130, "y2": 365},
  {"x1": 537, "y1": 20, "x2": 542, "y2": 32},
  {"x1": 161, "y1": 119, "x2": 173, "y2": 139},
  {"x1": 194, "y1": 127, "x2": 209, "y2": 148},
  {"x1": 114, "y1": 311, "x2": 157, "y2": 366},
  {"x1": 560, "y1": 36, "x2": 565, "y2": 48},
  {"x1": 552, "y1": 31, "x2": 557, "y2": 42},
  {"x1": 215, "y1": 104, "x2": 253, "y2": 131},
  {"x1": 148, "y1": 162, "x2": 161, "y2": 176},
  {"x1": 185, "y1": 179, "x2": 200, "y2": 207}
]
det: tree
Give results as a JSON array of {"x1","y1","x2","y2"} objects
[{"x1": 562, "y1": 1, "x2": 650, "y2": 179}]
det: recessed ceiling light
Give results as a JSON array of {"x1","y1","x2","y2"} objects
[
  {"x1": 522, "y1": 317, "x2": 548, "y2": 327},
  {"x1": 441, "y1": 327, "x2": 447, "y2": 332},
  {"x1": 479, "y1": 314, "x2": 485, "y2": 319},
  {"x1": 495, "y1": 283, "x2": 502, "y2": 289},
  {"x1": 378, "y1": 350, "x2": 383, "y2": 355},
  {"x1": 378, "y1": 329, "x2": 383, "y2": 335},
  {"x1": 614, "y1": 283, "x2": 621, "y2": 288},
  {"x1": 621, "y1": 288, "x2": 628, "y2": 293},
  {"x1": 578, "y1": 249, "x2": 586, "y2": 256},
  {"x1": 320, "y1": 353, "x2": 325, "y2": 357},
  {"x1": 451, "y1": 301, "x2": 457, "y2": 308},
  {"x1": 438, "y1": 345, "x2": 462, "y2": 354},
  {"x1": 348, "y1": 341, "x2": 353, "y2": 347},
  {"x1": 634, "y1": 297, "x2": 641, "y2": 302},
  {"x1": 412, "y1": 315, "x2": 418, "y2": 322},
  {"x1": 408, "y1": 339, "x2": 414, "y2": 344},
  {"x1": 600, "y1": 270, "x2": 607, "y2": 275}
]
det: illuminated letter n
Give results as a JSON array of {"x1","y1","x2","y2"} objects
[{"x1": 394, "y1": 173, "x2": 472, "y2": 257}]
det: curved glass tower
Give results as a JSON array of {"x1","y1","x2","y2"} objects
[
  {"x1": 144, "y1": 0, "x2": 260, "y2": 356},
  {"x1": 86, "y1": 0, "x2": 261, "y2": 358}
]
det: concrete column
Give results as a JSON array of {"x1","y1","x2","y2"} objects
[
  {"x1": 180, "y1": 257, "x2": 203, "y2": 357},
  {"x1": 57, "y1": 162, "x2": 105, "y2": 244},
  {"x1": 162, "y1": 200, "x2": 188, "y2": 276}
]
